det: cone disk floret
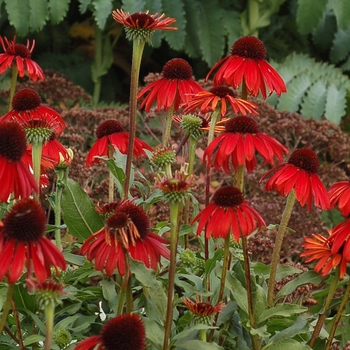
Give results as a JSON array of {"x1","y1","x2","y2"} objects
[
  {"x1": 231, "y1": 36, "x2": 266, "y2": 60},
  {"x1": 288, "y1": 148, "x2": 319, "y2": 173},
  {"x1": 162, "y1": 58, "x2": 193, "y2": 80},
  {"x1": 12, "y1": 88, "x2": 42, "y2": 111},
  {"x1": 212, "y1": 186, "x2": 244, "y2": 207},
  {"x1": 0, "y1": 121, "x2": 27, "y2": 161},
  {"x1": 225, "y1": 116, "x2": 259, "y2": 134},
  {"x1": 96, "y1": 120, "x2": 124, "y2": 138}
]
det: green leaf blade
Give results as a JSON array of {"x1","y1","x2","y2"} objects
[
  {"x1": 92, "y1": 0, "x2": 113, "y2": 29},
  {"x1": 29, "y1": 0, "x2": 48, "y2": 32},
  {"x1": 300, "y1": 81, "x2": 327, "y2": 120},
  {"x1": 296, "y1": 0, "x2": 327, "y2": 34},
  {"x1": 325, "y1": 83, "x2": 346, "y2": 125},
  {"x1": 121, "y1": 0, "x2": 145, "y2": 13},
  {"x1": 5, "y1": 0, "x2": 30, "y2": 36},
  {"x1": 330, "y1": 28, "x2": 350, "y2": 64},
  {"x1": 332, "y1": 0, "x2": 350, "y2": 30},
  {"x1": 48, "y1": 0, "x2": 70, "y2": 25}
]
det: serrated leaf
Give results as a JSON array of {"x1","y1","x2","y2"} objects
[
  {"x1": 121, "y1": 0, "x2": 145, "y2": 13},
  {"x1": 61, "y1": 178, "x2": 104, "y2": 241},
  {"x1": 330, "y1": 28, "x2": 350, "y2": 64},
  {"x1": 341, "y1": 56, "x2": 350, "y2": 71},
  {"x1": 29, "y1": 0, "x2": 48, "y2": 32},
  {"x1": 183, "y1": 0, "x2": 201, "y2": 59},
  {"x1": 296, "y1": 0, "x2": 327, "y2": 34},
  {"x1": 222, "y1": 10, "x2": 242, "y2": 52},
  {"x1": 145, "y1": 0, "x2": 161, "y2": 13},
  {"x1": 4, "y1": 0, "x2": 30, "y2": 36},
  {"x1": 313, "y1": 13, "x2": 338, "y2": 52},
  {"x1": 258, "y1": 304, "x2": 307, "y2": 324},
  {"x1": 196, "y1": 0, "x2": 225, "y2": 67},
  {"x1": 325, "y1": 83, "x2": 346, "y2": 124},
  {"x1": 300, "y1": 81, "x2": 327, "y2": 120},
  {"x1": 92, "y1": 0, "x2": 113, "y2": 29},
  {"x1": 161, "y1": 0, "x2": 185, "y2": 50},
  {"x1": 79, "y1": 0, "x2": 93, "y2": 14},
  {"x1": 331, "y1": 0, "x2": 350, "y2": 30},
  {"x1": 48, "y1": 0, "x2": 70, "y2": 25}
]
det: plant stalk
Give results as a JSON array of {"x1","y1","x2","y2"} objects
[
  {"x1": 8, "y1": 65, "x2": 18, "y2": 111},
  {"x1": 163, "y1": 103, "x2": 175, "y2": 147},
  {"x1": 31, "y1": 142, "x2": 43, "y2": 202},
  {"x1": 92, "y1": 24, "x2": 102, "y2": 107},
  {"x1": 44, "y1": 303, "x2": 55, "y2": 350},
  {"x1": 0, "y1": 284, "x2": 15, "y2": 334}
]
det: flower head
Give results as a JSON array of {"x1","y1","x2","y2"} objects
[
  {"x1": 183, "y1": 85, "x2": 259, "y2": 117},
  {"x1": 0, "y1": 121, "x2": 38, "y2": 202},
  {"x1": 150, "y1": 147, "x2": 176, "y2": 168},
  {"x1": 27, "y1": 279, "x2": 65, "y2": 308},
  {"x1": 260, "y1": 148, "x2": 330, "y2": 212},
  {"x1": 137, "y1": 58, "x2": 203, "y2": 112},
  {"x1": 80, "y1": 200, "x2": 170, "y2": 276},
  {"x1": 0, "y1": 36, "x2": 44, "y2": 82},
  {"x1": 301, "y1": 231, "x2": 347, "y2": 279},
  {"x1": 42, "y1": 133, "x2": 72, "y2": 168},
  {"x1": 328, "y1": 179, "x2": 350, "y2": 217},
  {"x1": 0, "y1": 199, "x2": 66, "y2": 283},
  {"x1": 192, "y1": 186, "x2": 265, "y2": 241},
  {"x1": 75, "y1": 313, "x2": 146, "y2": 350},
  {"x1": 204, "y1": 116, "x2": 288, "y2": 173},
  {"x1": 86, "y1": 119, "x2": 151, "y2": 167},
  {"x1": 112, "y1": 9, "x2": 176, "y2": 43},
  {"x1": 327, "y1": 219, "x2": 350, "y2": 262},
  {"x1": 207, "y1": 36, "x2": 286, "y2": 99},
  {"x1": 3, "y1": 88, "x2": 66, "y2": 136}
]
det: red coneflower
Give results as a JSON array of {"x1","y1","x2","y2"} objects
[
  {"x1": 183, "y1": 85, "x2": 259, "y2": 117},
  {"x1": 204, "y1": 116, "x2": 288, "y2": 173},
  {"x1": 0, "y1": 121, "x2": 38, "y2": 202},
  {"x1": 192, "y1": 186, "x2": 265, "y2": 241},
  {"x1": 112, "y1": 9, "x2": 176, "y2": 43},
  {"x1": 327, "y1": 219, "x2": 350, "y2": 262},
  {"x1": 42, "y1": 133, "x2": 72, "y2": 167},
  {"x1": 207, "y1": 36, "x2": 286, "y2": 99},
  {"x1": 3, "y1": 88, "x2": 66, "y2": 135},
  {"x1": 75, "y1": 313, "x2": 146, "y2": 350},
  {"x1": 0, "y1": 36, "x2": 44, "y2": 82},
  {"x1": 85, "y1": 119, "x2": 151, "y2": 167},
  {"x1": 301, "y1": 231, "x2": 347, "y2": 279},
  {"x1": 137, "y1": 58, "x2": 203, "y2": 112},
  {"x1": 260, "y1": 148, "x2": 330, "y2": 212},
  {"x1": 79, "y1": 200, "x2": 170, "y2": 276},
  {"x1": 0, "y1": 199, "x2": 66, "y2": 283},
  {"x1": 328, "y1": 179, "x2": 350, "y2": 217}
]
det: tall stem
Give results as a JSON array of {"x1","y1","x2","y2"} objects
[
  {"x1": 31, "y1": 142, "x2": 43, "y2": 202},
  {"x1": 309, "y1": 267, "x2": 340, "y2": 347},
  {"x1": 108, "y1": 147, "x2": 115, "y2": 202},
  {"x1": 163, "y1": 201, "x2": 180, "y2": 350},
  {"x1": 92, "y1": 24, "x2": 102, "y2": 107},
  {"x1": 8, "y1": 65, "x2": 18, "y2": 111},
  {"x1": 163, "y1": 103, "x2": 175, "y2": 147},
  {"x1": 44, "y1": 303, "x2": 55, "y2": 350},
  {"x1": 267, "y1": 190, "x2": 296, "y2": 306},
  {"x1": 0, "y1": 284, "x2": 15, "y2": 334},
  {"x1": 123, "y1": 40, "x2": 146, "y2": 199},
  {"x1": 325, "y1": 277, "x2": 350, "y2": 350}
]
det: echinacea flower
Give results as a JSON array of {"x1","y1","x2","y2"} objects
[
  {"x1": 328, "y1": 179, "x2": 350, "y2": 217},
  {"x1": 137, "y1": 58, "x2": 203, "y2": 112},
  {"x1": 0, "y1": 36, "x2": 44, "y2": 82},
  {"x1": 3, "y1": 88, "x2": 66, "y2": 135},
  {"x1": 301, "y1": 231, "x2": 347, "y2": 279},
  {"x1": 0, "y1": 121, "x2": 38, "y2": 202},
  {"x1": 192, "y1": 186, "x2": 265, "y2": 241},
  {"x1": 42, "y1": 133, "x2": 72, "y2": 167},
  {"x1": 0, "y1": 199, "x2": 66, "y2": 283},
  {"x1": 182, "y1": 85, "x2": 259, "y2": 117},
  {"x1": 112, "y1": 9, "x2": 176, "y2": 43},
  {"x1": 207, "y1": 36, "x2": 286, "y2": 99},
  {"x1": 75, "y1": 313, "x2": 146, "y2": 350},
  {"x1": 203, "y1": 115, "x2": 288, "y2": 173},
  {"x1": 27, "y1": 278, "x2": 65, "y2": 307},
  {"x1": 85, "y1": 119, "x2": 152, "y2": 167},
  {"x1": 260, "y1": 148, "x2": 330, "y2": 212},
  {"x1": 327, "y1": 219, "x2": 350, "y2": 262},
  {"x1": 79, "y1": 200, "x2": 170, "y2": 276}
]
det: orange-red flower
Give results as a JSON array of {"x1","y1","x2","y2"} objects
[
  {"x1": 0, "y1": 36, "x2": 44, "y2": 82},
  {"x1": 0, "y1": 199, "x2": 66, "y2": 283},
  {"x1": 42, "y1": 133, "x2": 72, "y2": 167},
  {"x1": 192, "y1": 186, "x2": 265, "y2": 241},
  {"x1": 207, "y1": 36, "x2": 286, "y2": 99},
  {"x1": 327, "y1": 219, "x2": 350, "y2": 262},
  {"x1": 79, "y1": 200, "x2": 170, "y2": 276},
  {"x1": 301, "y1": 231, "x2": 347, "y2": 279},
  {"x1": 75, "y1": 313, "x2": 146, "y2": 350},
  {"x1": 183, "y1": 85, "x2": 258, "y2": 117},
  {"x1": 0, "y1": 121, "x2": 38, "y2": 202},
  {"x1": 137, "y1": 58, "x2": 203, "y2": 112},
  {"x1": 204, "y1": 116, "x2": 288, "y2": 173},
  {"x1": 85, "y1": 119, "x2": 151, "y2": 167},
  {"x1": 261, "y1": 148, "x2": 330, "y2": 212},
  {"x1": 328, "y1": 179, "x2": 350, "y2": 217}
]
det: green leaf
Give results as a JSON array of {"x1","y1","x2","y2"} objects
[
  {"x1": 175, "y1": 339, "x2": 223, "y2": 350},
  {"x1": 341, "y1": 55, "x2": 350, "y2": 71},
  {"x1": 269, "y1": 317, "x2": 308, "y2": 343},
  {"x1": 226, "y1": 272, "x2": 249, "y2": 315},
  {"x1": 325, "y1": 83, "x2": 346, "y2": 124},
  {"x1": 257, "y1": 304, "x2": 307, "y2": 324},
  {"x1": 79, "y1": 0, "x2": 93, "y2": 14},
  {"x1": 23, "y1": 335, "x2": 46, "y2": 346},
  {"x1": 145, "y1": 0, "x2": 161, "y2": 13},
  {"x1": 4, "y1": 0, "x2": 30, "y2": 36},
  {"x1": 63, "y1": 252, "x2": 86, "y2": 266},
  {"x1": 313, "y1": 13, "x2": 338, "y2": 53},
  {"x1": 162, "y1": 0, "x2": 186, "y2": 50},
  {"x1": 222, "y1": 10, "x2": 242, "y2": 52},
  {"x1": 121, "y1": 0, "x2": 145, "y2": 13},
  {"x1": 183, "y1": 0, "x2": 201, "y2": 59},
  {"x1": 91, "y1": 34, "x2": 114, "y2": 81},
  {"x1": 48, "y1": 0, "x2": 70, "y2": 25},
  {"x1": 330, "y1": 28, "x2": 350, "y2": 63},
  {"x1": 275, "y1": 270, "x2": 323, "y2": 301},
  {"x1": 61, "y1": 178, "x2": 104, "y2": 241},
  {"x1": 13, "y1": 284, "x2": 36, "y2": 314},
  {"x1": 252, "y1": 262, "x2": 302, "y2": 280},
  {"x1": 29, "y1": 0, "x2": 48, "y2": 32},
  {"x1": 266, "y1": 338, "x2": 311, "y2": 350},
  {"x1": 331, "y1": 0, "x2": 350, "y2": 29},
  {"x1": 92, "y1": 0, "x2": 113, "y2": 29},
  {"x1": 296, "y1": 0, "x2": 327, "y2": 34},
  {"x1": 300, "y1": 81, "x2": 327, "y2": 120},
  {"x1": 196, "y1": 0, "x2": 225, "y2": 67},
  {"x1": 53, "y1": 315, "x2": 80, "y2": 332},
  {"x1": 100, "y1": 279, "x2": 117, "y2": 304},
  {"x1": 172, "y1": 324, "x2": 215, "y2": 341}
]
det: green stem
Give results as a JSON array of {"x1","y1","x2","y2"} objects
[
  {"x1": 163, "y1": 103, "x2": 175, "y2": 147},
  {"x1": 0, "y1": 284, "x2": 15, "y2": 334},
  {"x1": 108, "y1": 146, "x2": 115, "y2": 202},
  {"x1": 267, "y1": 190, "x2": 296, "y2": 306},
  {"x1": 246, "y1": 0, "x2": 260, "y2": 37},
  {"x1": 44, "y1": 303, "x2": 55, "y2": 350},
  {"x1": 199, "y1": 329, "x2": 207, "y2": 342},
  {"x1": 188, "y1": 136, "x2": 197, "y2": 176},
  {"x1": 8, "y1": 65, "x2": 18, "y2": 111},
  {"x1": 309, "y1": 267, "x2": 340, "y2": 347},
  {"x1": 325, "y1": 277, "x2": 350, "y2": 350},
  {"x1": 92, "y1": 24, "x2": 102, "y2": 107},
  {"x1": 123, "y1": 40, "x2": 146, "y2": 199},
  {"x1": 235, "y1": 165, "x2": 245, "y2": 190},
  {"x1": 207, "y1": 110, "x2": 220, "y2": 145},
  {"x1": 31, "y1": 142, "x2": 43, "y2": 202},
  {"x1": 163, "y1": 201, "x2": 180, "y2": 350}
]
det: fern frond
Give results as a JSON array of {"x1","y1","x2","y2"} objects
[
  {"x1": 29, "y1": 0, "x2": 48, "y2": 32},
  {"x1": 296, "y1": 0, "x2": 327, "y2": 35},
  {"x1": 331, "y1": 0, "x2": 350, "y2": 30},
  {"x1": 325, "y1": 84, "x2": 346, "y2": 125},
  {"x1": 92, "y1": 0, "x2": 113, "y2": 29},
  {"x1": 49, "y1": 0, "x2": 70, "y2": 25},
  {"x1": 5, "y1": 0, "x2": 30, "y2": 36},
  {"x1": 330, "y1": 28, "x2": 350, "y2": 64},
  {"x1": 121, "y1": 0, "x2": 146, "y2": 14},
  {"x1": 300, "y1": 81, "x2": 326, "y2": 120}
]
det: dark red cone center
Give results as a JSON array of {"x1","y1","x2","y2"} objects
[
  {"x1": 209, "y1": 86, "x2": 236, "y2": 98},
  {"x1": 12, "y1": 88, "x2": 42, "y2": 111},
  {"x1": 212, "y1": 186, "x2": 244, "y2": 207},
  {"x1": 162, "y1": 58, "x2": 193, "y2": 80},
  {"x1": 288, "y1": 148, "x2": 320, "y2": 173},
  {"x1": 225, "y1": 116, "x2": 259, "y2": 134},
  {"x1": 106, "y1": 212, "x2": 129, "y2": 230},
  {"x1": 0, "y1": 121, "x2": 27, "y2": 161},
  {"x1": 129, "y1": 12, "x2": 155, "y2": 28},
  {"x1": 96, "y1": 120, "x2": 124, "y2": 139},
  {"x1": 14, "y1": 44, "x2": 31, "y2": 58},
  {"x1": 231, "y1": 36, "x2": 266, "y2": 60}
]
